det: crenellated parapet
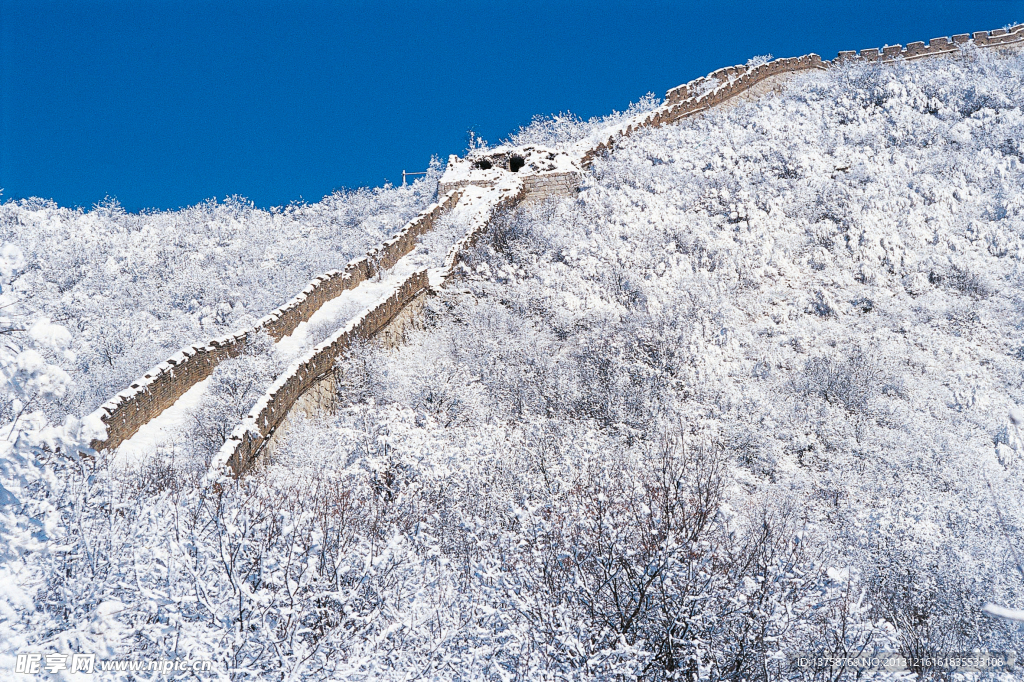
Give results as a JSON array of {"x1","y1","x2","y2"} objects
[
  {"x1": 213, "y1": 270, "x2": 432, "y2": 475},
  {"x1": 837, "y1": 25, "x2": 1024, "y2": 62},
  {"x1": 215, "y1": 179, "x2": 526, "y2": 475}
]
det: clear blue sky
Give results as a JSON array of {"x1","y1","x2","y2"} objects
[{"x1": 2, "y1": 0, "x2": 1021, "y2": 211}]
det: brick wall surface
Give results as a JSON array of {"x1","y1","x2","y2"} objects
[{"x1": 521, "y1": 172, "x2": 582, "y2": 201}]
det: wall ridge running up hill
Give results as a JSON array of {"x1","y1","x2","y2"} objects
[
  {"x1": 215, "y1": 180, "x2": 526, "y2": 474},
  {"x1": 95, "y1": 22, "x2": 1024, "y2": 476},
  {"x1": 88, "y1": 189, "x2": 463, "y2": 453}
]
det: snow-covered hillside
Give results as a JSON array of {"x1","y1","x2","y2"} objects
[
  {"x1": 3, "y1": 43, "x2": 1024, "y2": 681},
  {"x1": 0, "y1": 167, "x2": 440, "y2": 422},
  {"x1": 273, "y1": 45, "x2": 1024, "y2": 676}
]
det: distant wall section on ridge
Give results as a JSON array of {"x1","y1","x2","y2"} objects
[{"x1": 581, "y1": 24, "x2": 1024, "y2": 166}]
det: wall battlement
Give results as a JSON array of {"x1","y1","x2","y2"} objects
[
  {"x1": 217, "y1": 180, "x2": 527, "y2": 475},
  {"x1": 215, "y1": 270, "x2": 431, "y2": 474},
  {"x1": 836, "y1": 26, "x2": 1024, "y2": 63}
]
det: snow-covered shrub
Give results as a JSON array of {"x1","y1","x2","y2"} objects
[
  {"x1": 470, "y1": 439, "x2": 831, "y2": 679},
  {"x1": 797, "y1": 353, "x2": 882, "y2": 413},
  {"x1": 0, "y1": 246, "x2": 97, "y2": 673},
  {"x1": 866, "y1": 554, "x2": 1003, "y2": 678}
]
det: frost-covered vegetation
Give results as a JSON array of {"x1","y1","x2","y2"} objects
[
  {"x1": 5, "y1": 45, "x2": 1024, "y2": 680},
  {"x1": 0, "y1": 164, "x2": 441, "y2": 421},
  {"x1": 117, "y1": 188, "x2": 506, "y2": 479},
  {"x1": 506, "y1": 92, "x2": 661, "y2": 152}
]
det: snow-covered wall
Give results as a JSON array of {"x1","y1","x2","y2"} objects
[
  {"x1": 437, "y1": 25, "x2": 1024, "y2": 209},
  {"x1": 834, "y1": 25, "x2": 1024, "y2": 62},
  {"x1": 89, "y1": 189, "x2": 463, "y2": 452},
  {"x1": 93, "y1": 21, "x2": 1024, "y2": 467},
  {"x1": 581, "y1": 24, "x2": 1024, "y2": 166},
  {"x1": 437, "y1": 181, "x2": 526, "y2": 284},
  {"x1": 217, "y1": 21, "x2": 1024, "y2": 476},
  {"x1": 520, "y1": 172, "x2": 583, "y2": 202},
  {"x1": 217, "y1": 180, "x2": 528, "y2": 475},
  {"x1": 214, "y1": 270, "x2": 431, "y2": 475}
]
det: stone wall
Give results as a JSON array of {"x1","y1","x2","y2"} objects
[
  {"x1": 581, "y1": 54, "x2": 825, "y2": 166},
  {"x1": 89, "y1": 189, "x2": 462, "y2": 452},
  {"x1": 521, "y1": 172, "x2": 582, "y2": 202},
  {"x1": 216, "y1": 180, "x2": 530, "y2": 474},
  {"x1": 437, "y1": 178, "x2": 495, "y2": 196},
  {"x1": 439, "y1": 146, "x2": 581, "y2": 200},
  {"x1": 836, "y1": 26, "x2": 1024, "y2": 62},
  {"x1": 260, "y1": 287, "x2": 432, "y2": 460},
  {"x1": 581, "y1": 24, "x2": 1024, "y2": 167},
  {"x1": 216, "y1": 270, "x2": 430, "y2": 475},
  {"x1": 96, "y1": 22, "x2": 1024, "y2": 469}
]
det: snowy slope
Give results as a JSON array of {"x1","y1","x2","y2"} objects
[
  {"x1": 4, "y1": 42, "x2": 1024, "y2": 682},
  {"x1": 0, "y1": 168, "x2": 441, "y2": 423}
]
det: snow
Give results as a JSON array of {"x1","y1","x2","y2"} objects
[
  {"x1": 111, "y1": 376, "x2": 212, "y2": 467},
  {"x1": 983, "y1": 603, "x2": 1024, "y2": 622},
  {"x1": 9, "y1": 39, "x2": 1024, "y2": 681},
  {"x1": 0, "y1": 167, "x2": 443, "y2": 421},
  {"x1": 27, "y1": 319, "x2": 71, "y2": 350},
  {"x1": 273, "y1": 278, "x2": 398, "y2": 363}
]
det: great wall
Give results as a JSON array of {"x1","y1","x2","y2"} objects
[{"x1": 86, "y1": 24, "x2": 1024, "y2": 475}]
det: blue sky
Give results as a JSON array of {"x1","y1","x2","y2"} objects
[{"x1": 2, "y1": 0, "x2": 1022, "y2": 211}]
